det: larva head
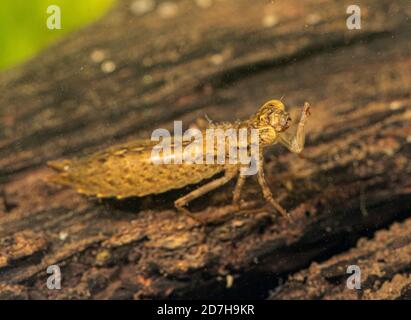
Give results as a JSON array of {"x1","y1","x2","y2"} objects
[
  {"x1": 253, "y1": 100, "x2": 291, "y2": 132},
  {"x1": 248, "y1": 99, "x2": 291, "y2": 147}
]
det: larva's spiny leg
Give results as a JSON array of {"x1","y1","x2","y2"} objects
[
  {"x1": 174, "y1": 168, "x2": 239, "y2": 223},
  {"x1": 256, "y1": 152, "x2": 289, "y2": 220},
  {"x1": 232, "y1": 174, "x2": 246, "y2": 206}
]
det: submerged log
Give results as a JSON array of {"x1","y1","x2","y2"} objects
[
  {"x1": 0, "y1": 0, "x2": 410, "y2": 299},
  {"x1": 269, "y1": 217, "x2": 411, "y2": 300}
]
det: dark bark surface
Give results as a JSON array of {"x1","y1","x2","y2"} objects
[
  {"x1": 0, "y1": 0, "x2": 410, "y2": 299},
  {"x1": 269, "y1": 217, "x2": 411, "y2": 299}
]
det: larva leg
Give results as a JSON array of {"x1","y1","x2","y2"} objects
[
  {"x1": 278, "y1": 102, "x2": 310, "y2": 153},
  {"x1": 175, "y1": 168, "x2": 239, "y2": 222},
  {"x1": 232, "y1": 174, "x2": 246, "y2": 205},
  {"x1": 256, "y1": 155, "x2": 289, "y2": 219}
]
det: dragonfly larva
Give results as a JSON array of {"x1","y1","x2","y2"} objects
[{"x1": 48, "y1": 100, "x2": 311, "y2": 223}]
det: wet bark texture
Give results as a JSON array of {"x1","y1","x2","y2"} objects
[
  {"x1": 0, "y1": 0, "x2": 410, "y2": 299},
  {"x1": 269, "y1": 218, "x2": 411, "y2": 300}
]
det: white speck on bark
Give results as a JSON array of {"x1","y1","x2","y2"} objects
[
  {"x1": 305, "y1": 13, "x2": 322, "y2": 25},
  {"x1": 131, "y1": 0, "x2": 156, "y2": 15},
  {"x1": 210, "y1": 54, "x2": 224, "y2": 65},
  {"x1": 59, "y1": 232, "x2": 68, "y2": 241},
  {"x1": 143, "y1": 74, "x2": 153, "y2": 84},
  {"x1": 101, "y1": 61, "x2": 116, "y2": 73},
  {"x1": 262, "y1": 14, "x2": 279, "y2": 28},
  {"x1": 90, "y1": 49, "x2": 107, "y2": 63},
  {"x1": 157, "y1": 2, "x2": 178, "y2": 18},
  {"x1": 226, "y1": 274, "x2": 234, "y2": 288},
  {"x1": 195, "y1": 0, "x2": 213, "y2": 9},
  {"x1": 389, "y1": 100, "x2": 405, "y2": 110}
]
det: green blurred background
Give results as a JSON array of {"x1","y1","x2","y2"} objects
[{"x1": 0, "y1": 0, "x2": 115, "y2": 71}]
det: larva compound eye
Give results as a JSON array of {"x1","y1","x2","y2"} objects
[{"x1": 270, "y1": 110, "x2": 291, "y2": 132}]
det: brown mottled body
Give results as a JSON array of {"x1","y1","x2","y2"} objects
[
  {"x1": 48, "y1": 100, "x2": 311, "y2": 222},
  {"x1": 48, "y1": 140, "x2": 229, "y2": 199}
]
